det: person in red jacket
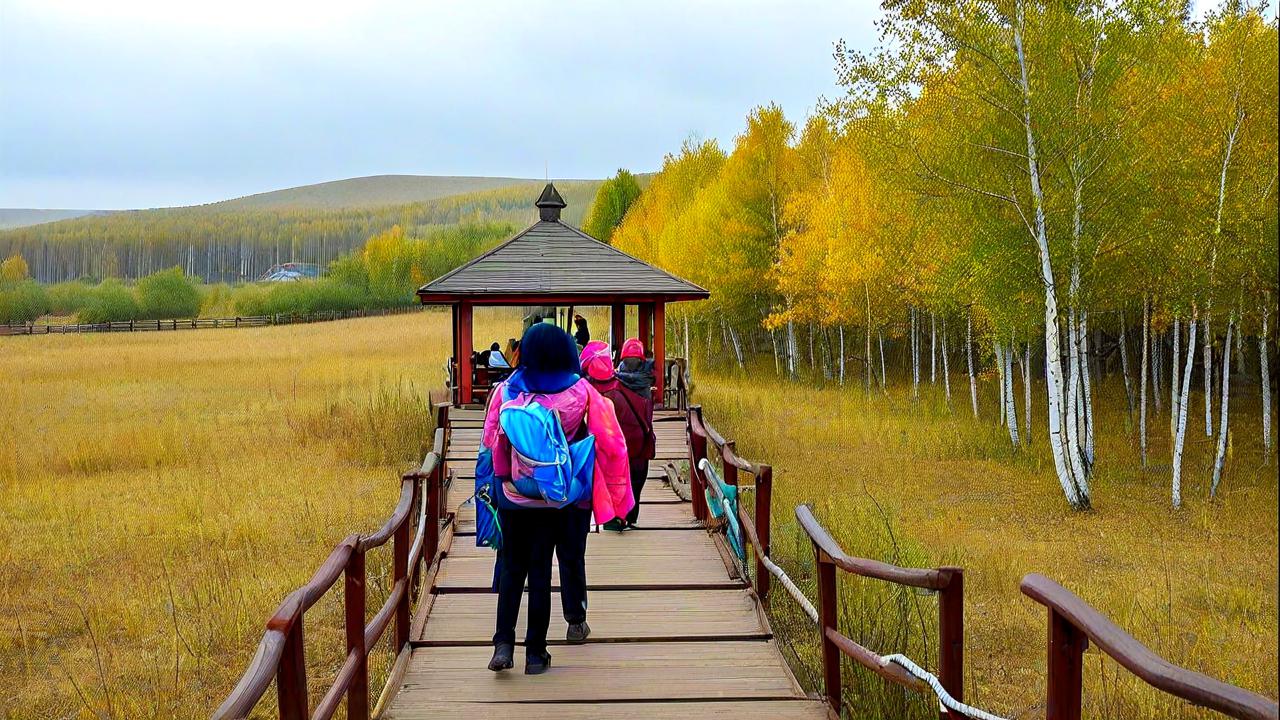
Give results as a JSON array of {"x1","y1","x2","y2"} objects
[{"x1": 580, "y1": 339, "x2": 655, "y2": 531}]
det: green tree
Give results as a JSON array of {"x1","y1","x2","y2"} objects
[
  {"x1": 582, "y1": 169, "x2": 642, "y2": 243},
  {"x1": 136, "y1": 267, "x2": 202, "y2": 319}
]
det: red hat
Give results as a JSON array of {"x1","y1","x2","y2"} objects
[{"x1": 621, "y1": 338, "x2": 645, "y2": 360}]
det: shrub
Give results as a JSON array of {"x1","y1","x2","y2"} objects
[
  {"x1": 78, "y1": 280, "x2": 139, "y2": 323},
  {"x1": 136, "y1": 267, "x2": 200, "y2": 319},
  {"x1": 0, "y1": 280, "x2": 51, "y2": 323},
  {"x1": 234, "y1": 279, "x2": 369, "y2": 317},
  {"x1": 1, "y1": 254, "x2": 30, "y2": 282},
  {"x1": 46, "y1": 281, "x2": 97, "y2": 316}
]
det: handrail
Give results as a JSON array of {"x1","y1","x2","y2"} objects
[
  {"x1": 213, "y1": 408, "x2": 450, "y2": 720},
  {"x1": 796, "y1": 505, "x2": 954, "y2": 591},
  {"x1": 685, "y1": 405, "x2": 774, "y2": 603},
  {"x1": 795, "y1": 503, "x2": 965, "y2": 719},
  {"x1": 1021, "y1": 574, "x2": 1279, "y2": 720}
]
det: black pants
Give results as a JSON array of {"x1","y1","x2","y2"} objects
[
  {"x1": 626, "y1": 458, "x2": 649, "y2": 525},
  {"x1": 554, "y1": 505, "x2": 592, "y2": 624},
  {"x1": 494, "y1": 507, "x2": 557, "y2": 655}
]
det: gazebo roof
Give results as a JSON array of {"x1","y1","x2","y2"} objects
[{"x1": 416, "y1": 183, "x2": 709, "y2": 304}]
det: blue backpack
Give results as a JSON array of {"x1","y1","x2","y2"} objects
[
  {"x1": 497, "y1": 387, "x2": 595, "y2": 508},
  {"x1": 473, "y1": 447, "x2": 502, "y2": 550}
]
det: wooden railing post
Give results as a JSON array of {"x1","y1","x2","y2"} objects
[
  {"x1": 720, "y1": 440, "x2": 738, "y2": 490},
  {"x1": 814, "y1": 545, "x2": 841, "y2": 713},
  {"x1": 276, "y1": 618, "x2": 308, "y2": 720},
  {"x1": 754, "y1": 464, "x2": 773, "y2": 605},
  {"x1": 687, "y1": 406, "x2": 708, "y2": 522},
  {"x1": 937, "y1": 567, "x2": 964, "y2": 719},
  {"x1": 393, "y1": 515, "x2": 411, "y2": 650},
  {"x1": 345, "y1": 548, "x2": 369, "y2": 720},
  {"x1": 1045, "y1": 608, "x2": 1087, "y2": 720}
]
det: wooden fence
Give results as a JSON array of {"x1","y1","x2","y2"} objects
[
  {"x1": 212, "y1": 403, "x2": 450, "y2": 720},
  {"x1": 684, "y1": 403, "x2": 1278, "y2": 720},
  {"x1": 0, "y1": 306, "x2": 423, "y2": 336}
]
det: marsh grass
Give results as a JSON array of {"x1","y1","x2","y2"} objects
[
  {"x1": 0, "y1": 312, "x2": 453, "y2": 718},
  {"x1": 2, "y1": 311, "x2": 1273, "y2": 719},
  {"x1": 696, "y1": 357, "x2": 1277, "y2": 719}
]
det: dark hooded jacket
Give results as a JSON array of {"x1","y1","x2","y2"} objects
[{"x1": 615, "y1": 357, "x2": 655, "y2": 397}]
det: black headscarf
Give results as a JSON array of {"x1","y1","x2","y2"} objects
[{"x1": 508, "y1": 322, "x2": 582, "y2": 394}]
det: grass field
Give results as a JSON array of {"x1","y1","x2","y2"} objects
[
  {"x1": 1, "y1": 314, "x2": 1275, "y2": 719},
  {"x1": 695, "y1": 357, "x2": 1278, "y2": 719}
]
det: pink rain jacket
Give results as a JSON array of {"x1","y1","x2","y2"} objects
[{"x1": 482, "y1": 378, "x2": 635, "y2": 524}]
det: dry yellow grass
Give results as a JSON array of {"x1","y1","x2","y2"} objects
[
  {"x1": 696, "y1": 360, "x2": 1278, "y2": 719},
  {"x1": 0, "y1": 311, "x2": 455, "y2": 719},
  {"x1": 2, "y1": 313, "x2": 1274, "y2": 719}
]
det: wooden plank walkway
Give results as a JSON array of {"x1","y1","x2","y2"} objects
[{"x1": 385, "y1": 408, "x2": 829, "y2": 720}]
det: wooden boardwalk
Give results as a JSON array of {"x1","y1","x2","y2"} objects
[{"x1": 384, "y1": 408, "x2": 830, "y2": 719}]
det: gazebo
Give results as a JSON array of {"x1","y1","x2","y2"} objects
[{"x1": 416, "y1": 183, "x2": 709, "y2": 406}]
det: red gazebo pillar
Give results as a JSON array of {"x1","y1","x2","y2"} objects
[
  {"x1": 638, "y1": 303, "x2": 652, "y2": 352},
  {"x1": 457, "y1": 302, "x2": 474, "y2": 406},
  {"x1": 653, "y1": 302, "x2": 666, "y2": 407}
]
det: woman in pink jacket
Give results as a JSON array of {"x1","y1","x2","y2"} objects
[{"x1": 482, "y1": 323, "x2": 632, "y2": 674}]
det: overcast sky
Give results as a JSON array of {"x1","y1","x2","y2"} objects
[
  {"x1": 0, "y1": 0, "x2": 884, "y2": 209},
  {"x1": 0, "y1": 1, "x2": 1244, "y2": 210}
]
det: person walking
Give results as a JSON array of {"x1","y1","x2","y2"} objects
[
  {"x1": 573, "y1": 314, "x2": 591, "y2": 348},
  {"x1": 481, "y1": 323, "x2": 633, "y2": 674},
  {"x1": 581, "y1": 339, "x2": 655, "y2": 531}
]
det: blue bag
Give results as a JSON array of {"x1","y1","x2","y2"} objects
[
  {"x1": 497, "y1": 388, "x2": 594, "y2": 508},
  {"x1": 473, "y1": 446, "x2": 502, "y2": 550}
]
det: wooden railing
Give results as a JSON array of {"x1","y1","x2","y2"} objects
[
  {"x1": 687, "y1": 402, "x2": 1275, "y2": 720},
  {"x1": 1021, "y1": 573, "x2": 1279, "y2": 720},
  {"x1": 686, "y1": 405, "x2": 773, "y2": 601},
  {"x1": 796, "y1": 504, "x2": 964, "y2": 719},
  {"x1": 212, "y1": 403, "x2": 451, "y2": 720}
]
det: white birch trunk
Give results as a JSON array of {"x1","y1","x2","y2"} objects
[
  {"x1": 808, "y1": 322, "x2": 816, "y2": 373},
  {"x1": 1081, "y1": 314, "x2": 1094, "y2": 469},
  {"x1": 996, "y1": 342, "x2": 1008, "y2": 428},
  {"x1": 683, "y1": 316, "x2": 691, "y2": 374},
  {"x1": 786, "y1": 321, "x2": 797, "y2": 380},
  {"x1": 771, "y1": 330, "x2": 781, "y2": 376},
  {"x1": 1005, "y1": 342, "x2": 1020, "y2": 446},
  {"x1": 966, "y1": 311, "x2": 979, "y2": 418},
  {"x1": 1015, "y1": 2, "x2": 1086, "y2": 508},
  {"x1": 838, "y1": 326, "x2": 845, "y2": 386},
  {"x1": 1140, "y1": 297, "x2": 1150, "y2": 466},
  {"x1": 1152, "y1": 327, "x2": 1163, "y2": 416},
  {"x1": 729, "y1": 324, "x2": 745, "y2": 370},
  {"x1": 1172, "y1": 312, "x2": 1198, "y2": 509},
  {"x1": 1204, "y1": 315, "x2": 1214, "y2": 436},
  {"x1": 878, "y1": 329, "x2": 887, "y2": 392},
  {"x1": 930, "y1": 312, "x2": 937, "y2": 384},
  {"x1": 1170, "y1": 317, "x2": 1180, "y2": 440},
  {"x1": 1065, "y1": 311, "x2": 1086, "y2": 474},
  {"x1": 1022, "y1": 343, "x2": 1032, "y2": 444},
  {"x1": 941, "y1": 317, "x2": 952, "y2": 404},
  {"x1": 1262, "y1": 300, "x2": 1272, "y2": 459},
  {"x1": 1210, "y1": 315, "x2": 1234, "y2": 498},
  {"x1": 911, "y1": 307, "x2": 920, "y2": 397},
  {"x1": 1119, "y1": 311, "x2": 1135, "y2": 422}
]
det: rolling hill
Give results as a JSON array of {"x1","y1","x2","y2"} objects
[
  {"x1": 207, "y1": 174, "x2": 551, "y2": 211},
  {"x1": 0, "y1": 209, "x2": 108, "y2": 230},
  {"x1": 0, "y1": 178, "x2": 603, "y2": 283}
]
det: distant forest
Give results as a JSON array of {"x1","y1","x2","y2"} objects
[{"x1": 0, "y1": 180, "x2": 599, "y2": 284}]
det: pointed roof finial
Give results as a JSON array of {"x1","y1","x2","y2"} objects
[{"x1": 535, "y1": 182, "x2": 566, "y2": 222}]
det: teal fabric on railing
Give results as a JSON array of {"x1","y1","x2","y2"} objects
[{"x1": 700, "y1": 460, "x2": 745, "y2": 562}]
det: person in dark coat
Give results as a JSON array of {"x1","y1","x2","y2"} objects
[
  {"x1": 572, "y1": 314, "x2": 590, "y2": 348},
  {"x1": 581, "y1": 339, "x2": 655, "y2": 530},
  {"x1": 615, "y1": 337, "x2": 655, "y2": 397}
]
